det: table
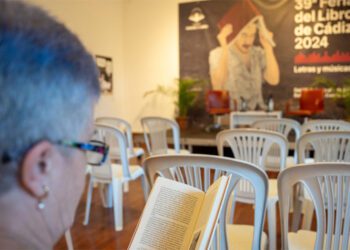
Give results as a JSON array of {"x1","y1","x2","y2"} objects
[{"x1": 230, "y1": 111, "x2": 282, "y2": 128}]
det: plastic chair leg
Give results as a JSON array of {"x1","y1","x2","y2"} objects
[
  {"x1": 301, "y1": 199, "x2": 314, "y2": 230},
  {"x1": 112, "y1": 179, "x2": 123, "y2": 231},
  {"x1": 267, "y1": 198, "x2": 278, "y2": 250},
  {"x1": 141, "y1": 175, "x2": 149, "y2": 200},
  {"x1": 65, "y1": 230, "x2": 74, "y2": 250},
  {"x1": 292, "y1": 185, "x2": 303, "y2": 232},
  {"x1": 98, "y1": 183, "x2": 109, "y2": 208},
  {"x1": 123, "y1": 181, "x2": 129, "y2": 193},
  {"x1": 106, "y1": 184, "x2": 114, "y2": 208},
  {"x1": 83, "y1": 178, "x2": 94, "y2": 225}
]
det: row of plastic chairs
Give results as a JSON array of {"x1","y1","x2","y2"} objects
[
  {"x1": 144, "y1": 154, "x2": 350, "y2": 250},
  {"x1": 92, "y1": 117, "x2": 350, "y2": 163},
  {"x1": 251, "y1": 118, "x2": 350, "y2": 240},
  {"x1": 95, "y1": 116, "x2": 187, "y2": 158},
  {"x1": 213, "y1": 118, "x2": 350, "y2": 249},
  {"x1": 94, "y1": 117, "x2": 350, "y2": 164},
  {"x1": 252, "y1": 118, "x2": 350, "y2": 170},
  {"x1": 140, "y1": 116, "x2": 350, "y2": 159},
  {"x1": 218, "y1": 128, "x2": 350, "y2": 249},
  {"x1": 141, "y1": 117, "x2": 350, "y2": 159},
  {"x1": 82, "y1": 116, "x2": 350, "y2": 244}
]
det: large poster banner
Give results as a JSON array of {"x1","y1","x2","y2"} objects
[{"x1": 179, "y1": 0, "x2": 350, "y2": 119}]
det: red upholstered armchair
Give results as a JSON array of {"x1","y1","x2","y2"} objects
[
  {"x1": 205, "y1": 90, "x2": 231, "y2": 129},
  {"x1": 285, "y1": 88, "x2": 325, "y2": 117}
]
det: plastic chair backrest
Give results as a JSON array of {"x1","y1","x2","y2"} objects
[
  {"x1": 141, "y1": 116, "x2": 180, "y2": 155},
  {"x1": 91, "y1": 124, "x2": 131, "y2": 179},
  {"x1": 252, "y1": 118, "x2": 301, "y2": 140},
  {"x1": 217, "y1": 129, "x2": 287, "y2": 199},
  {"x1": 278, "y1": 163, "x2": 350, "y2": 250},
  {"x1": 253, "y1": 118, "x2": 301, "y2": 167},
  {"x1": 144, "y1": 154, "x2": 268, "y2": 250},
  {"x1": 299, "y1": 88, "x2": 324, "y2": 112},
  {"x1": 301, "y1": 119, "x2": 350, "y2": 134},
  {"x1": 96, "y1": 117, "x2": 135, "y2": 154},
  {"x1": 297, "y1": 131, "x2": 350, "y2": 163},
  {"x1": 205, "y1": 90, "x2": 230, "y2": 114},
  {"x1": 217, "y1": 129, "x2": 288, "y2": 170}
]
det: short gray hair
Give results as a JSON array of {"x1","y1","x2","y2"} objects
[{"x1": 0, "y1": 0, "x2": 100, "y2": 194}]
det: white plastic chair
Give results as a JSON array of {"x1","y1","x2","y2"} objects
[
  {"x1": 96, "y1": 117, "x2": 144, "y2": 193},
  {"x1": 144, "y1": 154, "x2": 268, "y2": 250},
  {"x1": 301, "y1": 119, "x2": 350, "y2": 134},
  {"x1": 297, "y1": 131, "x2": 350, "y2": 163},
  {"x1": 217, "y1": 129, "x2": 288, "y2": 250},
  {"x1": 300, "y1": 119, "x2": 350, "y2": 165},
  {"x1": 294, "y1": 131, "x2": 350, "y2": 230},
  {"x1": 278, "y1": 162, "x2": 350, "y2": 250},
  {"x1": 83, "y1": 124, "x2": 148, "y2": 231},
  {"x1": 96, "y1": 117, "x2": 144, "y2": 161},
  {"x1": 252, "y1": 118, "x2": 301, "y2": 171},
  {"x1": 141, "y1": 116, "x2": 190, "y2": 155}
]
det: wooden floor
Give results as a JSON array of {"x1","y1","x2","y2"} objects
[
  {"x1": 54, "y1": 171, "x2": 312, "y2": 250},
  {"x1": 54, "y1": 177, "x2": 145, "y2": 250}
]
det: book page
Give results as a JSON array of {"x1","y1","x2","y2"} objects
[
  {"x1": 129, "y1": 177, "x2": 204, "y2": 250},
  {"x1": 188, "y1": 175, "x2": 230, "y2": 250}
]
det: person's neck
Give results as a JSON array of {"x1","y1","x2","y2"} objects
[{"x1": 0, "y1": 189, "x2": 55, "y2": 250}]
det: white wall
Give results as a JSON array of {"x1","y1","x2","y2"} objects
[
  {"x1": 123, "y1": 0, "x2": 180, "y2": 129},
  {"x1": 28, "y1": 0, "x2": 127, "y2": 119},
  {"x1": 27, "y1": 0, "x2": 197, "y2": 131}
]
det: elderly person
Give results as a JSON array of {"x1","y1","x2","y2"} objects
[{"x1": 0, "y1": 1, "x2": 108, "y2": 249}]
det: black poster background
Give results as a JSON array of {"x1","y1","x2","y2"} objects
[{"x1": 179, "y1": 0, "x2": 350, "y2": 121}]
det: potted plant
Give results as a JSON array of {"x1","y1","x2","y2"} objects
[
  {"x1": 336, "y1": 78, "x2": 350, "y2": 118},
  {"x1": 311, "y1": 76, "x2": 337, "y2": 89},
  {"x1": 311, "y1": 76, "x2": 350, "y2": 118},
  {"x1": 144, "y1": 78, "x2": 203, "y2": 129}
]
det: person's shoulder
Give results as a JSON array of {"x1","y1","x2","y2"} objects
[{"x1": 209, "y1": 47, "x2": 223, "y2": 64}]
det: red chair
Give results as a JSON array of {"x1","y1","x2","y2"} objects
[
  {"x1": 205, "y1": 90, "x2": 231, "y2": 129},
  {"x1": 285, "y1": 88, "x2": 324, "y2": 118}
]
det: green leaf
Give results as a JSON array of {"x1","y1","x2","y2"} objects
[{"x1": 143, "y1": 77, "x2": 204, "y2": 117}]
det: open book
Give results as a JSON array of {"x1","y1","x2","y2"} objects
[{"x1": 129, "y1": 175, "x2": 231, "y2": 250}]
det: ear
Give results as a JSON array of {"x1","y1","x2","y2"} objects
[{"x1": 20, "y1": 141, "x2": 54, "y2": 198}]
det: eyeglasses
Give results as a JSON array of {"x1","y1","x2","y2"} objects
[
  {"x1": 1, "y1": 140, "x2": 109, "y2": 166},
  {"x1": 58, "y1": 140, "x2": 109, "y2": 166}
]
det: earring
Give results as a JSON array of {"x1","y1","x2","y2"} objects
[{"x1": 37, "y1": 185, "x2": 50, "y2": 210}]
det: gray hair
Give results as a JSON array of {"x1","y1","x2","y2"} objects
[{"x1": 0, "y1": 0, "x2": 100, "y2": 194}]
